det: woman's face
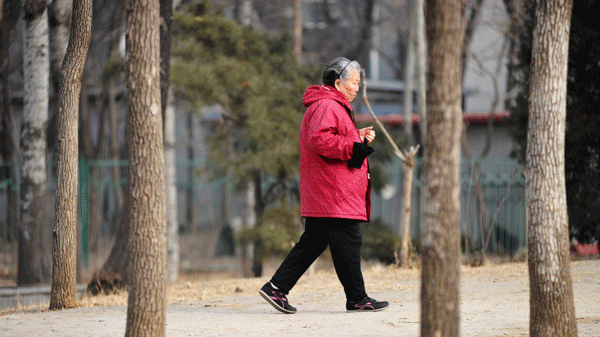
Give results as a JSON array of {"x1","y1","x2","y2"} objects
[{"x1": 335, "y1": 68, "x2": 360, "y2": 102}]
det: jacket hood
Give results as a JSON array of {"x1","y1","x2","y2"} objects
[{"x1": 302, "y1": 85, "x2": 352, "y2": 111}]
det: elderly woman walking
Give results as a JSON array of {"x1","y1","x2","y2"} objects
[{"x1": 259, "y1": 57, "x2": 389, "y2": 314}]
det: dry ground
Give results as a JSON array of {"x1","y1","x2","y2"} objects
[{"x1": 0, "y1": 258, "x2": 599, "y2": 336}]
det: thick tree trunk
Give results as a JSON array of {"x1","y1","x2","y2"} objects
[
  {"x1": 124, "y1": 0, "x2": 166, "y2": 334},
  {"x1": 50, "y1": 0, "x2": 92, "y2": 310},
  {"x1": 19, "y1": 0, "x2": 52, "y2": 285},
  {"x1": 1, "y1": 0, "x2": 20, "y2": 246},
  {"x1": 420, "y1": 0, "x2": 464, "y2": 336},
  {"x1": 526, "y1": 0, "x2": 577, "y2": 335}
]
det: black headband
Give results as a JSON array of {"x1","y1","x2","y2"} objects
[{"x1": 337, "y1": 61, "x2": 351, "y2": 79}]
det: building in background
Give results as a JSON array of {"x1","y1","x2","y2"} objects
[{"x1": 0, "y1": 0, "x2": 524, "y2": 278}]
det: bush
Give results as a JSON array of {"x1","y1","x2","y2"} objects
[
  {"x1": 237, "y1": 202, "x2": 302, "y2": 258},
  {"x1": 361, "y1": 219, "x2": 401, "y2": 265}
]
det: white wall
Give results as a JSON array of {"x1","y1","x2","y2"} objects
[
  {"x1": 463, "y1": 123, "x2": 514, "y2": 159},
  {"x1": 463, "y1": 0, "x2": 509, "y2": 114}
]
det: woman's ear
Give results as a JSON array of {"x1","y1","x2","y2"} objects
[{"x1": 334, "y1": 78, "x2": 342, "y2": 90}]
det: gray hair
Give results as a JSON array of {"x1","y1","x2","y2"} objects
[{"x1": 322, "y1": 57, "x2": 361, "y2": 87}]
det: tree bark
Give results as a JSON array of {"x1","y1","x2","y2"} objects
[
  {"x1": 526, "y1": 0, "x2": 577, "y2": 335},
  {"x1": 50, "y1": 0, "x2": 92, "y2": 310},
  {"x1": 19, "y1": 0, "x2": 52, "y2": 285},
  {"x1": 421, "y1": 0, "x2": 464, "y2": 336},
  {"x1": 124, "y1": 0, "x2": 166, "y2": 334}
]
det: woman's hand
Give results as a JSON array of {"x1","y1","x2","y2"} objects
[{"x1": 359, "y1": 126, "x2": 376, "y2": 143}]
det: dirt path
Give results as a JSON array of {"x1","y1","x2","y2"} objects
[{"x1": 1, "y1": 260, "x2": 599, "y2": 336}]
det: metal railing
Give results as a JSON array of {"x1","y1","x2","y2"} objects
[{"x1": 1, "y1": 157, "x2": 526, "y2": 278}]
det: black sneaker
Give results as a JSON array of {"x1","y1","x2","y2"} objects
[
  {"x1": 259, "y1": 282, "x2": 297, "y2": 314},
  {"x1": 346, "y1": 296, "x2": 389, "y2": 312}
]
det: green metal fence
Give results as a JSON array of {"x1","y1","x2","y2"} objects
[
  {"x1": 1, "y1": 157, "x2": 526, "y2": 278},
  {"x1": 369, "y1": 157, "x2": 526, "y2": 257}
]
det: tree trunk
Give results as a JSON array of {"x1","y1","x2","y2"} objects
[
  {"x1": 399, "y1": 0, "x2": 417, "y2": 267},
  {"x1": 460, "y1": 0, "x2": 484, "y2": 84},
  {"x1": 124, "y1": 0, "x2": 166, "y2": 334},
  {"x1": 48, "y1": 0, "x2": 71, "y2": 101},
  {"x1": 292, "y1": 0, "x2": 302, "y2": 63},
  {"x1": 420, "y1": 0, "x2": 464, "y2": 336},
  {"x1": 251, "y1": 173, "x2": 264, "y2": 277},
  {"x1": 108, "y1": 78, "x2": 124, "y2": 209},
  {"x1": 50, "y1": 0, "x2": 92, "y2": 310},
  {"x1": 241, "y1": 179, "x2": 256, "y2": 278},
  {"x1": 46, "y1": 0, "x2": 71, "y2": 160},
  {"x1": 19, "y1": 0, "x2": 52, "y2": 285},
  {"x1": 403, "y1": 0, "x2": 415, "y2": 144},
  {"x1": 159, "y1": 0, "x2": 178, "y2": 284},
  {"x1": 190, "y1": 112, "x2": 206, "y2": 229},
  {"x1": 526, "y1": 0, "x2": 577, "y2": 335},
  {"x1": 399, "y1": 157, "x2": 415, "y2": 268},
  {"x1": 164, "y1": 88, "x2": 178, "y2": 284},
  {"x1": 414, "y1": 0, "x2": 426, "y2": 144},
  {"x1": 235, "y1": 0, "x2": 252, "y2": 26},
  {"x1": 1, "y1": 0, "x2": 20, "y2": 246}
]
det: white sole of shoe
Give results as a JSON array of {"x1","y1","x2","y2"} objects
[
  {"x1": 259, "y1": 289, "x2": 297, "y2": 314},
  {"x1": 346, "y1": 304, "x2": 389, "y2": 313}
]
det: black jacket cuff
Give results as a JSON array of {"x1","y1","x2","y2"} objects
[{"x1": 348, "y1": 142, "x2": 375, "y2": 169}]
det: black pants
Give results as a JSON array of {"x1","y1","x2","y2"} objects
[{"x1": 270, "y1": 217, "x2": 367, "y2": 302}]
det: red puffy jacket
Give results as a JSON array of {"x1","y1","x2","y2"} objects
[{"x1": 299, "y1": 85, "x2": 371, "y2": 222}]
